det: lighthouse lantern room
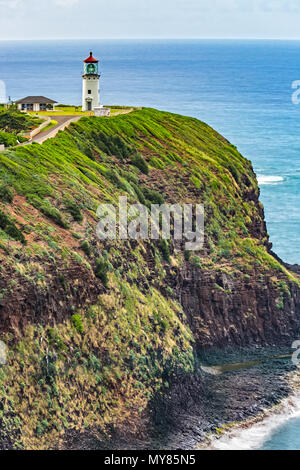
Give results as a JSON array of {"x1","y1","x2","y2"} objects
[{"x1": 82, "y1": 52, "x2": 100, "y2": 112}]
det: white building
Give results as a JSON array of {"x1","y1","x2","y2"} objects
[
  {"x1": 15, "y1": 96, "x2": 57, "y2": 112},
  {"x1": 82, "y1": 52, "x2": 100, "y2": 112}
]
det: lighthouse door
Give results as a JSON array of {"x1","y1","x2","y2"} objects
[{"x1": 87, "y1": 101, "x2": 92, "y2": 111}]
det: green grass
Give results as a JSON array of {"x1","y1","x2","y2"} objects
[
  {"x1": 40, "y1": 119, "x2": 58, "y2": 133},
  {"x1": 0, "y1": 107, "x2": 285, "y2": 270}
]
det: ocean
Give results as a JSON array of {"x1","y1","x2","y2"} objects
[{"x1": 0, "y1": 39, "x2": 299, "y2": 264}]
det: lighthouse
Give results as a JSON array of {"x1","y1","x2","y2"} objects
[{"x1": 82, "y1": 52, "x2": 100, "y2": 111}]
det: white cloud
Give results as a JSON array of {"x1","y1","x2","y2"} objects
[
  {"x1": 54, "y1": 0, "x2": 79, "y2": 6},
  {"x1": 1, "y1": 0, "x2": 300, "y2": 39},
  {"x1": 189, "y1": 0, "x2": 300, "y2": 13},
  {"x1": 0, "y1": 0, "x2": 22, "y2": 8}
]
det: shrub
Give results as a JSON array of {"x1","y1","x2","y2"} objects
[
  {"x1": 142, "y1": 187, "x2": 164, "y2": 205},
  {"x1": 0, "y1": 109, "x2": 41, "y2": 133},
  {"x1": 89, "y1": 355, "x2": 101, "y2": 371},
  {"x1": 95, "y1": 257, "x2": 110, "y2": 287},
  {"x1": 0, "y1": 184, "x2": 13, "y2": 203},
  {"x1": 125, "y1": 183, "x2": 142, "y2": 204},
  {"x1": 0, "y1": 210, "x2": 26, "y2": 244},
  {"x1": 47, "y1": 328, "x2": 67, "y2": 353},
  {"x1": 191, "y1": 255, "x2": 202, "y2": 268},
  {"x1": 71, "y1": 314, "x2": 84, "y2": 334},
  {"x1": 92, "y1": 131, "x2": 132, "y2": 160},
  {"x1": 158, "y1": 240, "x2": 171, "y2": 263},
  {"x1": 80, "y1": 240, "x2": 91, "y2": 256},
  {"x1": 131, "y1": 153, "x2": 149, "y2": 175},
  {"x1": 28, "y1": 196, "x2": 69, "y2": 229},
  {"x1": 65, "y1": 199, "x2": 83, "y2": 223},
  {"x1": 36, "y1": 420, "x2": 49, "y2": 437},
  {"x1": 40, "y1": 353, "x2": 57, "y2": 384},
  {"x1": 41, "y1": 202, "x2": 68, "y2": 228},
  {"x1": 166, "y1": 286, "x2": 173, "y2": 296},
  {"x1": 0, "y1": 131, "x2": 18, "y2": 147},
  {"x1": 106, "y1": 170, "x2": 128, "y2": 192},
  {"x1": 17, "y1": 135, "x2": 29, "y2": 144},
  {"x1": 276, "y1": 294, "x2": 284, "y2": 310}
]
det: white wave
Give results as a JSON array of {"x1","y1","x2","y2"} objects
[
  {"x1": 257, "y1": 175, "x2": 284, "y2": 185},
  {"x1": 206, "y1": 392, "x2": 300, "y2": 450}
]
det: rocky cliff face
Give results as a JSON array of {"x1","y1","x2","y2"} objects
[
  {"x1": 177, "y1": 266, "x2": 300, "y2": 349},
  {"x1": 0, "y1": 108, "x2": 299, "y2": 449}
]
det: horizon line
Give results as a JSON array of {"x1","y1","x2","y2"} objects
[{"x1": 2, "y1": 37, "x2": 300, "y2": 41}]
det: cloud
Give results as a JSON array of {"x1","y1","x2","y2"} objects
[
  {"x1": 0, "y1": 0, "x2": 80, "y2": 8},
  {"x1": 187, "y1": 0, "x2": 300, "y2": 13},
  {"x1": 0, "y1": 0, "x2": 22, "y2": 8},
  {"x1": 54, "y1": 0, "x2": 79, "y2": 6},
  {"x1": 1, "y1": 0, "x2": 300, "y2": 39}
]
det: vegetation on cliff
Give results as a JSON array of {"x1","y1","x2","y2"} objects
[
  {"x1": 0, "y1": 107, "x2": 41, "y2": 147},
  {"x1": 0, "y1": 108, "x2": 298, "y2": 449}
]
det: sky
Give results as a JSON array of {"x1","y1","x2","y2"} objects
[{"x1": 1, "y1": 0, "x2": 300, "y2": 40}]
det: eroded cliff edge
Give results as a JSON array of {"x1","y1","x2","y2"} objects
[{"x1": 0, "y1": 108, "x2": 299, "y2": 449}]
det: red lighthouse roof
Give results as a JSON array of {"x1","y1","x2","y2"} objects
[{"x1": 84, "y1": 52, "x2": 98, "y2": 63}]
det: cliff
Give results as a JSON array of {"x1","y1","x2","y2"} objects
[{"x1": 0, "y1": 108, "x2": 299, "y2": 449}]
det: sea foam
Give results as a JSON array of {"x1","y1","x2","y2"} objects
[
  {"x1": 206, "y1": 390, "x2": 300, "y2": 450},
  {"x1": 257, "y1": 175, "x2": 284, "y2": 185}
]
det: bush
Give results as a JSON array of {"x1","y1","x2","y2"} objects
[
  {"x1": 132, "y1": 183, "x2": 146, "y2": 204},
  {"x1": 41, "y1": 202, "x2": 68, "y2": 228},
  {"x1": 0, "y1": 184, "x2": 13, "y2": 203},
  {"x1": 71, "y1": 314, "x2": 84, "y2": 334},
  {"x1": 28, "y1": 196, "x2": 69, "y2": 229},
  {"x1": 158, "y1": 239, "x2": 171, "y2": 263},
  {"x1": 0, "y1": 109, "x2": 41, "y2": 133},
  {"x1": 17, "y1": 135, "x2": 28, "y2": 144},
  {"x1": 40, "y1": 353, "x2": 57, "y2": 384},
  {"x1": 131, "y1": 153, "x2": 149, "y2": 175},
  {"x1": 47, "y1": 328, "x2": 67, "y2": 353},
  {"x1": 80, "y1": 240, "x2": 91, "y2": 256},
  {"x1": 64, "y1": 199, "x2": 83, "y2": 223},
  {"x1": 95, "y1": 257, "x2": 109, "y2": 287},
  {"x1": 0, "y1": 131, "x2": 18, "y2": 147},
  {"x1": 142, "y1": 187, "x2": 164, "y2": 205},
  {"x1": 191, "y1": 255, "x2": 202, "y2": 268},
  {"x1": 0, "y1": 210, "x2": 26, "y2": 244},
  {"x1": 92, "y1": 131, "x2": 132, "y2": 160},
  {"x1": 36, "y1": 420, "x2": 49, "y2": 437}
]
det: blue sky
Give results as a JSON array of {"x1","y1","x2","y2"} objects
[{"x1": 1, "y1": 0, "x2": 300, "y2": 40}]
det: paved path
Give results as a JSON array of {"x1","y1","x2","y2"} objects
[{"x1": 20, "y1": 115, "x2": 84, "y2": 146}]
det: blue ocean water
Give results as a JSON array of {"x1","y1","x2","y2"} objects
[
  {"x1": 0, "y1": 39, "x2": 299, "y2": 264},
  {"x1": 260, "y1": 417, "x2": 300, "y2": 450}
]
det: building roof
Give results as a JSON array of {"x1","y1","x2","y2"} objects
[
  {"x1": 15, "y1": 96, "x2": 58, "y2": 104},
  {"x1": 84, "y1": 52, "x2": 98, "y2": 63}
]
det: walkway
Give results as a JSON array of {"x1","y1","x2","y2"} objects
[{"x1": 20, "y1": 115, "x2": 84, "y2": 146}]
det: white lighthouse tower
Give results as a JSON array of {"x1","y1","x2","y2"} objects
[{"x1": 82, "y1": 52, "x2": 100, "y2": 111}]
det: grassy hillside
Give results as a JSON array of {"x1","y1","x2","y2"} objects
[{"x1": 0, "y1": 108, "x2": 298, "y2": 449}]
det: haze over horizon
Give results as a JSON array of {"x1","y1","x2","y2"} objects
[{"x1": 1, "y1": 0, "x2": 300, "y2": 40}]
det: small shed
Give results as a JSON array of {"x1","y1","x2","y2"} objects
[{"x1": 15, "y1": 96, "x2": 57, "y2": 112}]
